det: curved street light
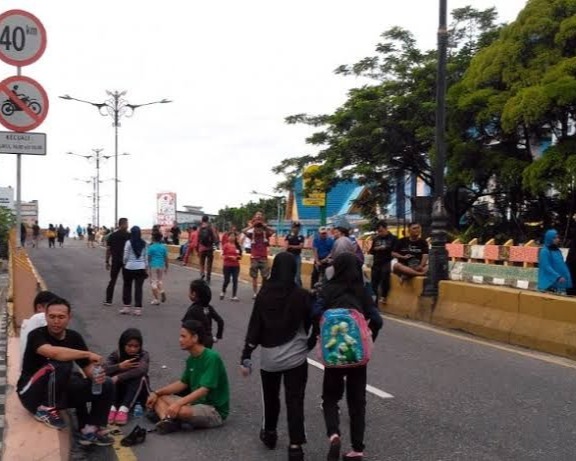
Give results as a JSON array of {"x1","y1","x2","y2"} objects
[{"x1": 59, "y1": 91, "x2": 172, "y2": 224}]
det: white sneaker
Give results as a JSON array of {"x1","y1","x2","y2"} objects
[
  {"x1": 119, "y1": 306, "x2": 131, "y2": 315},
  {"x1": 150, "y1": 299, "x2": 160, "y2": 305},
  {"x1": 230, "y1": 296, "x2": 239, "y2": 302},
  {"x1": 219, "y1": 292, "x2": 225, "y2": 300}
]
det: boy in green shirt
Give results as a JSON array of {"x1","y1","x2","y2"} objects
[{"x1": 146, "y1": 320, "x2": 230, "y2": 434}]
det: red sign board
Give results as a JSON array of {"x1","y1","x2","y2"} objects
[
  {"x1": 0, "y1": 75, "x2": 49, "y2": 132},
  {"x1": 0, "y1": 10, "x2": 47, "y2": 67}
]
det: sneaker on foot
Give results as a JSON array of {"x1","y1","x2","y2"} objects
[
  {"x1": 231, "y1": 296, "x2": 239, "y2": 302},
  {"x1": 79, "y1": 431, "x2": 114, "y2": 446},
  {"x1": 219, "y1": 292, "x2": 225, "y2": 300},
  {"x1": 160, "y1": 291, "x2": 167, "y2": 303},
  {"x1": 119, "y1": 306, "x2": 131, "y2": 315},
  {"x1": 34, "y1": 407, "x2": 67, "y2": 430},
  {"x1": 155, "y1": 417, "x2": 181, "y2": 435},
  {"x1": 108, "y1": 409, "x2": 117, "y2": 425},
  {"x1": 259, "y1": 429, "x2": 278, "y2": 449},
  {"x1": 115, "y1": 410, "x2": 129, "y2": 425},
  {"x1": 343, "y1": 452, "x2": 364, "y2": 461},
  {"x1": 288, "y1": 446, "x2": 304, "y2": 461},
  {"x1": 132, "y1": 308, "x2": 142, "y2": 316},
  {"x1": 327, "y1": 435, "x2": 341, "y2": 461},
  {"x1": 102, "y1": 302, "x2": 112, "y2": 307},
  {"x1": 150, "y1": 299, "x2": 160, "y2": 305}
]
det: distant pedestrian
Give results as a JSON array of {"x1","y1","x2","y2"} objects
[
  {"x1": 121, "y1": 226, "x2": 148, "y2": 316},
  {"x1": 220, "y1": 232, "x2": 242, "y2": 301},
  {"x1": 182, "y1": 225, "x2": 198, "y2": 266},
  {"x1": 104, "y1": 218, "x2": 130, "y2": 306},
  {"x1": 368, "y1": 221, "x2": 397, "y2": 305},
  {"x1": 182, "y1": 279, "x2": 224, "y2": 349},
  {"x1": 240, "y1": 252, "x2": 313, "y2": 461},
  {"x1": 20, "y1": 222, "x2": 27, "y2": 247},
  {"x1": 148, "y1": 232, "x2": 168, "y2": 305},
  {"x1": 243, "y1": 214, "x2": 274, "y2": 299},
  {"x1": 47, "y1": 224, "x2": 56, "y2": 248},
  {"x1": 86, "y1": 224, "x2": 96, "y2": 248},
  {"x1": 197, "y1": 216, "x2": 219, "y2": 283},
  {"x1": 285, "y1": 222, "x2": 305, "y2": 286},
  {"x1": 538, "y1": 229, "x2": 572, "y2": 294},
  {"x1": 105, "y1": 328, "x2": 150, "y2": 426},
  {"x1": 76, "y1": 224, "x2": 83, "y2": 241},
  {"x1": 32, "y1": 221, "x2": 40, "y2": 248},
  {"x1": 170, "y1": 222, "x2": 181, "y2": 246},
  {"x1": 57, "y1": 224, "x2": 66, "y2": 248}
]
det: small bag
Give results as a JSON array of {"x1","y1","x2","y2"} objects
[{"x1": 318, "y1": 308, "x2": 373, "y2": 368}]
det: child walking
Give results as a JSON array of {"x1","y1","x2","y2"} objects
[
  {"x1": 220, "y1": 232, "x2": 242, "y2": 301},
  {"x1": 182, "y1": 279, "x2": 224, "y2": 349},
  {"x1": 105, "y1": 328, "x2": 150, "y2": 425},
  {"x1": 148, "y1": 232, "x2": 168, "y2": 305}
]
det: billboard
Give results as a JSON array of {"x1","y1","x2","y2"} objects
[
  {"x1": 0, "y1": 186, "x2": 14, "y2": 210},
  {"x1": 156, "y1": 192, "x2": 177, "y2": 226}
]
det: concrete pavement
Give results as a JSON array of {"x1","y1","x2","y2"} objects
[{"x1": 26, "y1": 239, "x2": 576, "y2": 461}]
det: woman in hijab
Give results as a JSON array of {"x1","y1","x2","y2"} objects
[
  {"x1": 538, "y1": 229, "x2": 572, "y2": 293},
  {"x1": 240, "y1": 252, "x2": 313, "y2": 461},
  {"x1": 313, "y1": 252, "x2": 382, "y2": 461},
  {"x1": 121, "y1": 226, "x2": 148, "y2": 316}
]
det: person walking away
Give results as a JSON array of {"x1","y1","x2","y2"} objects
[
  {"x1": 220, "y1": 232, "x2": 242, "y2": 301},
  {"x1": 105, "y1": 328, "x2": 150, "y2": 425},
  {"x1": 182, "y1": 280, "x2": 224, "y2": 348},
  {"x1": 285, "y1": 222, "x2": 305, "y2": 286},
  {"x1": 244, "y1": 220, "x2": 274, "y2": 299},
  {"x1": 17, "y1": 297, "x2": 114, "y2": 446},
  {"x1": 198, "y1": 216, "x2": 219, "y2": 283},
  {"x1": 391, "y1": 222, "x2": 429, "y2": 281},
  {"x1": 104, "y1": 218, "x2": 130, "y2": 306},
  {"x1": 20, "y1": 291, "x2": 58, "y2": 366},
  {"x1": 76, "y1": 224, "x2": 83, "y2": 241},
  {"x1": 312, "y1": 253, "x2": 383, "y2": 461},
  {"x1": 311, "y1": 227, "x2": 334, "y2": 289},
  {"x1": 240, "y1": 252, "x2": 313, "y2": 461},
  {"x1": 146, "y1": 320, "x2": 230, "y2": 434},
  {"x1": 32, "y1": 221, "x2": 41, "y2": 248},
  {"x1": 20, "y1": 222, "x2": 27, "y2": 247},
  {"x1": 57, "y1": 224, "x2": 66, "y2": 248},
  {"x1": 86, "y1": 224, "x2": 96, "y2": 248},
  {"x1": 148, "y1": 232, "x2": 168, "y2": 305},
  {"x1": 183, "y1": 225, "x2": 198, "y2": 266},
  {"x1": 47, "y1": 224, "x2": 56, "y2": 249},
  {"x1": 538, "y1": 229, "x2": 572, "y2": 294},
  {"x1": 121, "y1": 226, "x2": 148, "y2": 316},
  {"x1": 368, "y1": 221, "x2": 397, "y2": 305},
  {"x1": 170, "y1": 222, "x2": 181, "y2": 246}
]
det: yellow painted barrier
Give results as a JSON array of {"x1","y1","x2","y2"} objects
[
  {"x1": 432, "y1": 281, "x2": 521, "y2": 344},
  {"x1": 380, "y1": 276, "x2": 427, "y2": 320}
]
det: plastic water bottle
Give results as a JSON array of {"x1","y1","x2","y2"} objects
[
  {"x1": 133, "y1": 403, "x2": 144, "y2": 418},
  {"x1": 91, "y1": 365, "x2": 103, "y2": 395},
  {"x1": 242, "y1": 359, "x2": 253, "y2": 375}
]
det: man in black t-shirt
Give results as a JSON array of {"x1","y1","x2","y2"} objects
[
  {"x1": 17, "y1": 297, "x2": 114, "y2": 445},
  {"x1": 170, "y1": 222, "x2": 181, "y2": 246},
  {"x1": 104, "y1": 218, "x2": 130, "y2": 306},
  {"x1": 32, "y1": 221, "x2": 40, "y2": 248},
  {"x1": 369, "y1": 221, "x2": 397, "y2": 304},
  {"x1": 391, "y1": 222, "x2": 429, "y2": 279},
  {"x1": 285, "y1": 222, "x2": 305, "y2": 286}
]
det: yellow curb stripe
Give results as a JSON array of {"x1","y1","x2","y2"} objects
[{"x1": 112, "y1": 431, "x2": 138, "y2": 461}]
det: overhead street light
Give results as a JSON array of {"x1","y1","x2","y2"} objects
[{"x1": 59, "y1": 91, "x2": 172, "y2": 224}]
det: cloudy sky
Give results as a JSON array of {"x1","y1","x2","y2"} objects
[{"x1": 0, "y1": 0, "x2": 528, "y2": 228}]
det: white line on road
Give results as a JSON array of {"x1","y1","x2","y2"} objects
[{"x1": 307, "y1": 358, "x2": 394, "y2": 399}]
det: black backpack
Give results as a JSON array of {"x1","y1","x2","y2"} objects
[{"x1": 199, "y1": 226, "x2": 215, "y2": 247}]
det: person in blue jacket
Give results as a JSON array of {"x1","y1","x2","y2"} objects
[{"x1": 538, "y1": 229, "x2": 572, "y2": 293}]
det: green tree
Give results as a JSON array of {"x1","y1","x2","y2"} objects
[
  {"x1": 216, "y1": 198, "x2": 282, "y2": 231},
  {"x1": 0, "y1": 206, "x2": 14, "y2": 257}
]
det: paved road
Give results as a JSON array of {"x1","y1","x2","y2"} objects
[{"x1": 28, "y1": 239, "x2": 576, "y2": 461}]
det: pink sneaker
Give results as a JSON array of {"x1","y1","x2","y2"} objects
[
  {"x1": 108, "y1": 409, "x2": 117, "y2": 425},
  {"x1": 115, "y1": 410, "x2": 129, "y2": 425}
]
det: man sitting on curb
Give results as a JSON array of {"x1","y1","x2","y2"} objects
[
  {"x1": 20, "y1": 290, "x2": 58, "y2": 366},
  {"x1": 17, "y1": 297, "x2": 115, "y2": 446},
  {"x1": 146, "y1": 320, "x2": 230, "y2": 434},
  {"x1": 391, "y1": 222, "x2": 429, "y2": 281}
]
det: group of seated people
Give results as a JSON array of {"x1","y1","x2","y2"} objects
[{"x1": 17, "y1": 287, "x2": 230, "y2": 447}]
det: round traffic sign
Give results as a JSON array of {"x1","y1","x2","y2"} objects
[
  {"x1": 0, "y1": 10, "x2": 46, "y2": 67},
  {"x1": 0, "y1": 75, "x2": 49, "y2": 132}
]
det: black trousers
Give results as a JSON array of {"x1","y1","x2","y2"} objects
[
  {"x1": 105, "y1": 261, "x2": 123, "y2": 304},
  {"x1": 322, "y1": 366, "x2": 367, "y2": 452},
  {"x1": 18, "y1": 361, "x2": 114, "y2": 428},
  {"x1": 122, "y1": 269, "x2": 147, "y2": 307},
  {"x1": 260, "y1": 361, "x2": 308, "y2": 446},
  {"x1": 222, "y1": 266, "x2": 239, "y2": 296},
  {"x1": 200, "y1": 250, "x2": 214, "y2": 280},
  {"x1": 114, "y1": 376, "x2": 150, "y2": 409},
  {"x1": 371, "y1": 262, "x2": 392, "y2": 302},
  {"x1": 48, "y1": 237, "x2": 55, "y2": 248}
]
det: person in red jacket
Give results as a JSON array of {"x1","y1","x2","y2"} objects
[
  {"x1": 183, "y1": 226, "x2": 199, "y2": 266},
  {"x1": 220, "y1": 232, "x2": 242, "y2": 301}
]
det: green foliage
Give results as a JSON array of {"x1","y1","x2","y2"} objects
[
  {"x1": 216, "y1": 198, "x2": 281, "y2": 231},
  {"x1": 0, "y1": 206, "x2": 14, "y2": 247}
]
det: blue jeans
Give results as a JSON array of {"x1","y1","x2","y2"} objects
[{"x1": 294, "y1": 254, "x2": 302, "y2": 286}]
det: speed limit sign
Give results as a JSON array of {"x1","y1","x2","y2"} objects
[{"x1": 0, "y1": 10, "x2": 46, "y2": 67}]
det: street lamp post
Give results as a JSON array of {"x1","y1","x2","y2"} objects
[
  {"x1": 59, "y1": 91, "x2": 172, "y2": 223},
  {"x1": 423, "y1": 0, "x2": 450, "y2": 297}
]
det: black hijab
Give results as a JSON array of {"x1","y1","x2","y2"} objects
[
  {"x1": 118, "y1": 328, "x2": 143, "y2": 361},
  {"x1": 322, "y1": 252, "x2": 368, "y2": 311},
  {"x1": 129, "y1": 226, "x2": 146, "y2": 259},
  {"x1": 251, "y1": 252, "x2": 310, "y2": 346}
]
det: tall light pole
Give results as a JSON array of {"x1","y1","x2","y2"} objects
[
  {"x1": 423, "y1": 0, "x2": 449, "y2": 297},
  {"x1": 59, "y1": 91, "x2": 172, "y2": 224},
  {"x1": 251, "y1": 190, "x2": 285, "y2": 236}
]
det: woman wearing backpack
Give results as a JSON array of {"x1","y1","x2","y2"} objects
[
  {"x1": 313, "y1": 252, "x2": 382, "y2": 461},
  {"x1": 240, "y1": 252, "x2": 313, "y2": 461}
]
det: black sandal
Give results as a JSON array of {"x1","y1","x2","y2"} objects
[{"x1": 120, "y1": 425, "x2": 147, "y2": 446}]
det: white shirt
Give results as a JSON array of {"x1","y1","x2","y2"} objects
[
  {"x1": 20, "y1": 312, "x2": 47, "y2": 365},
  {"x1": 123, "y1": 240, "x2": 148, "y2": 270}
]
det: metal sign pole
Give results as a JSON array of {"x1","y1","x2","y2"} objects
[{"x1": 16, "y1": 65, "x2": 22, "y2": 247}]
